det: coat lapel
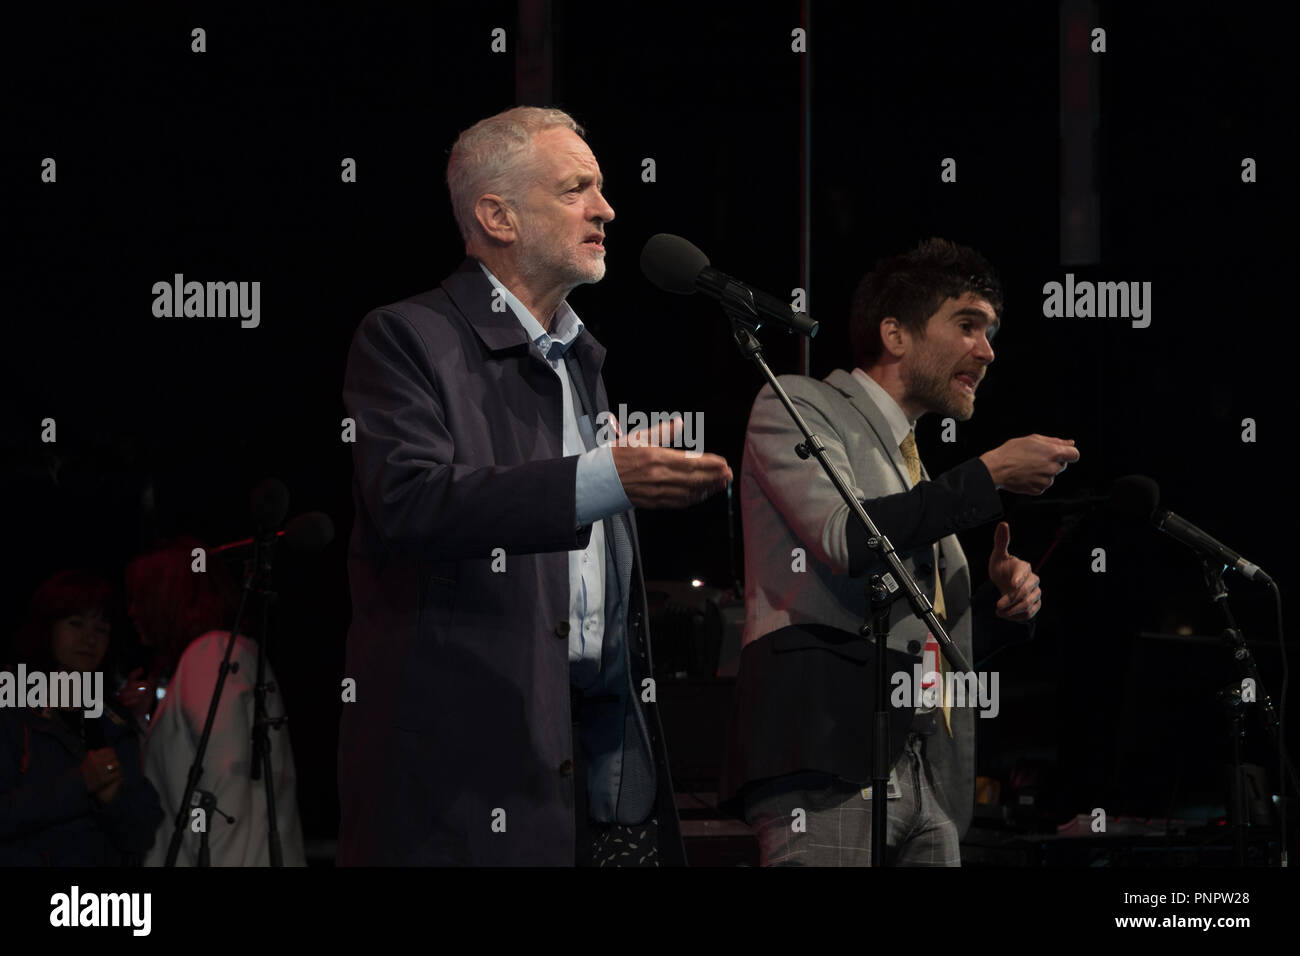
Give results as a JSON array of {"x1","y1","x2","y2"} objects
[
  {"x1": 824, "y1": 368, "x2": 970, "y2": 592},
  {"x1": 440, "y1": 257, "x2": 533, "y2": 354},
  {"x1": 824, "y1": 368, "x2": 911, "y2": 491}
]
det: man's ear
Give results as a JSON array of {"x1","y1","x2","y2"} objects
[
  {"x1": 474, "y1": 194, "x2": 517, "y2": 245},
  {"x1": 880, "y1": 316, "x2": 907, "y2": 358}
]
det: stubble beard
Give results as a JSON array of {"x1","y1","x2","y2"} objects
[
  {"x1": 903, "y1": 355, "x2": 975, "y2": 422},
  {"x1": 517, "y1": 222, "x2": 605, "y2": 292}
]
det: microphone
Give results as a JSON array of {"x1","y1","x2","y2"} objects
[
  {"x1": 282, "y1": 512, "x2": 335, "y2": 553},
  {"x1": 1110, "y1": 475, "x2": 1273, "y2": 584},
  {"x1": 640, "y1": 233, "x2": 819, "y2": 337}
]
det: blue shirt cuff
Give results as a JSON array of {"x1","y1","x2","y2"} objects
[{"x1": 575, "y1": 445, "x2": 631, "y2": 527}]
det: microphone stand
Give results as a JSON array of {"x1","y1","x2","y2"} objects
[
  {"x1": 1201, "y1": 558, "x2": 1297, "y2": 866},
  {"x1": 722, "y1": 298, "x2": 971, "y2": 866},
  {"x1": 192, "y1": 790, "x2": 235, "y2": 867},
  {"x1": 164, "y1": 528, "x2": 287, "y2": 866},
  {"x1": 249, "y1": 530, "x2": 288, "y2": 866}
]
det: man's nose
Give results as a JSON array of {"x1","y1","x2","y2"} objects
[
  {"x1": 593, "y1": 192, "x2": 614, "y2": 224},
  {"x1": 975, "y1": 334, "x2": 995, "y2": 364}
]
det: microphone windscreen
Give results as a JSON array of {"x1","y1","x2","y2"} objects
[
  {"x1": 284, "y1": 512, "x2": 335, "y2": 553},
  {"x1": 251, "y1": 478, "x2": 291, "y2": 530},
  {"x1": 1109, "y1": 474, "x2": 1160, "y2": 522},
  {"x1": 640, "y1": 233, "x2": 709, "y2": 294}
]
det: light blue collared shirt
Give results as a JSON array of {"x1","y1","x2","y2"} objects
[{"x1": 479, "y1": 263, "x2": 631, "y2": 684}]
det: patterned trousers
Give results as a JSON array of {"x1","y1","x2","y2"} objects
[
  {"x1": 742, "y1": 732, "x2": 961, "y2": 866},
  {"x1": 572, "y1": 695, "x2": 659, "y2": 867}
]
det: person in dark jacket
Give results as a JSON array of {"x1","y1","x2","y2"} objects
[
  {"x1": 0, "y1": 570, "x2": 164, "y2": 865},
  {"x1": 338, "y1": 107, "x2": 733, "y2": 865}
]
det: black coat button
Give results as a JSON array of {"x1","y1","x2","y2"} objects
[
  {"x1": 559, "y1": 759, "x2": 574, "y2": 776},
  {"x1": 555, "y1": 620, "x2": 570, "y2": 638},
  {"x1": 907, "y1": 640, "x2": 921, "y2": 654}
]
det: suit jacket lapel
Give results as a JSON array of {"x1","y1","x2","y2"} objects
[
  {"x1": 826, "y1": 368, "x2": 970, "y2": 587},
  {"x1": 825, "y1": 368, "x2": 911, "y2": 492}
]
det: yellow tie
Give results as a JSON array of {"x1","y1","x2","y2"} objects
[{"x1": 899, "y1": 432, "x2": 952, "y2": 737}]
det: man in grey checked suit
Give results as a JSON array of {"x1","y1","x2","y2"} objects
[{"x1": 720, "y1": 237, "x2": 1080, "y2": 865}]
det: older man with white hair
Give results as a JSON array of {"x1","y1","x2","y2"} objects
[{"x1": 338, "y1": 107, "x2": 732, "y2": 866}]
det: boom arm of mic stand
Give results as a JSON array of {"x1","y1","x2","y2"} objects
[{"x1": 728, "y1": 314, "x2": 971, "y2": 673}]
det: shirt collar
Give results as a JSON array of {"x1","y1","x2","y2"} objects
[
  {"x1": 850, "y1": 367, "x2": 915, "y2": 447},
  {"x1": 478, "y1": 261, "x2": 584, "y2": 360}
]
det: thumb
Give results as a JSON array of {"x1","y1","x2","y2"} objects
[{"x1": 993, "y1": 520, "x2": 1011, "y2": 556}]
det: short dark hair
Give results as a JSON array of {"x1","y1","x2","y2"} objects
[
  {"x1": 849, "y1": 237, "x2": 1003, "y2": 370},
  {"x1": 14, "y1": 570, "x2": 114, "y2": 672}
]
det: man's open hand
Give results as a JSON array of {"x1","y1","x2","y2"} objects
[{"x1": 611, "y1": 417, "x2": 732, "y2": 508}]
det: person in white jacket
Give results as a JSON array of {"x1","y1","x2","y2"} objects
[{"x1": 125, "y1": 540, "x2": 306, "y2": 866}]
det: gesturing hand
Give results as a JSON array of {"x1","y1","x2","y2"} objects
[
  {"x1": 988, "y1": 521, "x2": 1041, "y2": 621},
  {"x1": 610, "y1": 417, "x2": 733, "y2": 509},
  {"x1": 980, "y1": 435, "x2": 1080, "y2": 495}
]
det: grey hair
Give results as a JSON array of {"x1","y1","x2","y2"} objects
[{"x1": 446, "y1": 106, "x2": 585, "y2": 248}]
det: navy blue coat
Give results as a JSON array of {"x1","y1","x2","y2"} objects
[
  {"x1": 337, "y1": 258, "x2": 685, "y2": 865},
  {"x1": 0, "y1": 699, "x2": 163, "y2": 865}
]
